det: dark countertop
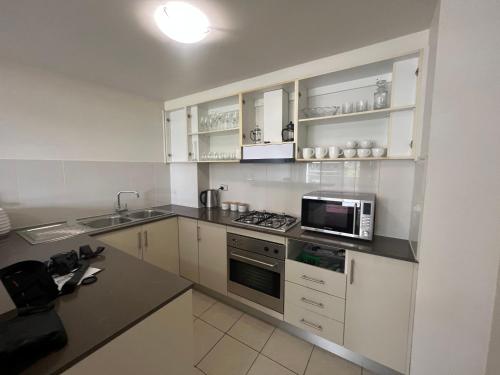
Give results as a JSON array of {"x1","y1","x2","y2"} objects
[
  {"x1": 0, "y1": 232, "x2": 192, "y2": 375},
  {"x1": 157, "y1": 204, "x2": 417, "y2": 263}
]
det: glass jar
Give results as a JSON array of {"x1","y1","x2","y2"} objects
[{"x1": 374, "y1": 79, "x2": 389, "y2": 109}]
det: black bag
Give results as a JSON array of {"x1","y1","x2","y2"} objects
[
  {"x1": 0, "y1": 307, "x2": 68, "y2": 374},
  {"x1": 0, "y1": 260, "x2": 59, "y2": 308}
]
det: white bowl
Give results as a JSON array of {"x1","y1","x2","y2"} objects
[
  {"x1": 230, "y1": 202, "x2": 239, "y2": 212},
  {"x1": 360, "y1": 140, "x2": 372, "y2": 148},
  {"x1": 344, "y1": 148, "x2": 357, "y2": 158},
  {"x1": 372, "y1": 147, "x2": 386, "y2": 157},
  {"x1": 238, "y1": 203, "x2": 249, "y2": 213},
  {"x1": 221, "y1": 202, "x2": 230, "y2": 210},
  {"x1": 357, "y1": 148, "x2": 371, "y2": 158},
  {"x1": 345, "y1": 140, "x2": 357, "y2": 149}
]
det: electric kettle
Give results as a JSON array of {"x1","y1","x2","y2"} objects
[{"x1": 199, "y1": 189, "x2": 220, "y2": 208}]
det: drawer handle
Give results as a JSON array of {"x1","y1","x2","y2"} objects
[
  {"x1": 301, "y1": 297, "x2": 324, "y2": 308},
  {"x1": 300, "y1": 318, "x2": 323, "y2": 331},
  {"x1": 301, "y1": 275, "x2": 325, "y2": 285}
]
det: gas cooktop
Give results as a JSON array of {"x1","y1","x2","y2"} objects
[{"x1": 232, "y1": 210, "x2": 299, "y2": 232}]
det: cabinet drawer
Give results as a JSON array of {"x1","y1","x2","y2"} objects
[
  {"x1": 285, "y1": 281, "x2": 345, "y2": 322},
  {"x1": 285, "y1": 260, "x2": 346, "y2": 298},
  {"x1": 285, "y1": 302, "x2": 344, "y2": 345}
]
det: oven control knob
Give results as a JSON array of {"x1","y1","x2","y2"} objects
[
  {"x1": 264, "y1": 246, "x2": 269, "y2": 252},
  {"x1": 274, "y1": 249, "x2": 279, "y2": 254},
  {"x1": 362, "y1": 231, "x2": 369, "y2": 237}
]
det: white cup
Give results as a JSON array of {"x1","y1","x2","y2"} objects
[
  {"x1": 314, "y1": 147, "x2": 328, "y2": 159},
  {"x1": 302, "y1": 148, "x2": 314, "y2": 159},
  {"x1": 344, "y1": 148, "x2": 357, "y2": 158},
  {"x1": 345, "y1": 140, "x2": 357, "y2": 149},
  {"x1": 221, "y1": 202, "x2": 230, "y2": 210},
  {"x1": 371, "y1": 147, "x2": 386, "y2": 157},
  {"x1": 355, "y1": 100, "x2": 369, "y2": 112},
  {"x1": 328, "y1": 146, "x2": 343, "y2": 159},
  {"x1": 359, "y1": 140, "x2": 372, "y2": 148},
  {"x1": 357, "y1": 148, "x2": 371, "y2": 158},
  {"x1": 230, "y1": 202, "x2": 239, "y2": 212}
]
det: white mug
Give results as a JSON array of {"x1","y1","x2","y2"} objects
[
  {"x1": 344, "y1": 148, "x2": 357, "y2": 158},
  {"x1": 302, "y1": 148, "x2": 314, "y2": 159},
  {"x1": 372, "y1": 147, "x2": 386, "y2": 157},
  {"x1": 357, "y1": 148, "x2": 371, "y2": 158},
  {"x1": 360, "y1": 140, "x2": 372, "y2": 148},
  {"x1": 328, "y1": 146, "x2": 343, "y2": 159},
  {"x1": 345, "y1": 140, "x2": 357, "y2": 149},
  {"x1": 315, "y1": 147, "x2": 328, "y2": 159},
  {"x1": 356, "y1": 100, "x2": 369, "y2": 112}
]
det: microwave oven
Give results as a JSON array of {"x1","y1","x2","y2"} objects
[{"x1": 301, "y1": 191, "x2": 375, "y2": 240}]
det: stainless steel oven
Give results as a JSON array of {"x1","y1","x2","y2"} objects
[
  {"x1": 301, "y1": 191, "x2": 375, "y2": 240},
  {"x1": 227, "y1": 233, "x2": 285, "y2": 314}
]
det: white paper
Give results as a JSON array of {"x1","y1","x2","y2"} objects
[{"x1": 53, "y1": 267, "x2": 102, "y2": 291}]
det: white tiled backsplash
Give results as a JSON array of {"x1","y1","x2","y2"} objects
[
  {"x1": 210, "y1": 160, "x2": 415, "y2": 239},
  {"x1": 0, "y1": 160, "x2": 171, "y2": 229}
]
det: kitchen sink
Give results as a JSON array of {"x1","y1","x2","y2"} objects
[
  {"x1": 125, "y1": 209, "x2": 168, "y2": 220},
  {"x1": 80, "y1": 215, "x2": 132, "y2": 229}
]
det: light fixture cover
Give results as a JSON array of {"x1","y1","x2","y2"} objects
[{"x1": 155, "y1": 2, "x2": 210, "y2": 44}]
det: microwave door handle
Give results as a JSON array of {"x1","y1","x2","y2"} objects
[{"x1": 352, "y1": 204, "x2": 357, "y2": 235}]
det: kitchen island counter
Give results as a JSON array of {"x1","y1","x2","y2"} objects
[{"x1": 0, "y1": 232, "x2": 192, "y2": 375}]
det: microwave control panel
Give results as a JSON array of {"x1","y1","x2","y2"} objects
[{"x1": 359, "y1": 201, "x2": 374, "y2": 239}]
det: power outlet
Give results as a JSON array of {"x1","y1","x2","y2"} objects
[{"x1": 219, "y1": 184, "x2": 228, "y2": 191}]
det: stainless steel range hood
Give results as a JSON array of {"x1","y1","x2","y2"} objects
[{"x1": 240, "y1": 143, "x2": 295, "y2": 163}]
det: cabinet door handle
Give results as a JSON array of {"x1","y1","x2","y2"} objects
[
  {"x1": 300, "y1": 318, "x2": 323, "y2": 331},
  {"x1": 301, "y1": 297, "x2": 324, "y2": 308},
  {"x1": 350, "y1": 259, "x2": 355, "y2": 284},
  {"x1": 301, "y1": 275, "x2": 325, "y2": 285},
  {"x1": 197, "y1": 226, "x2": 201, "y2": 241},
  {"x1": 144, "y1": 230, "x2": 148, "y2": 248},
  {"x1": 137, "y1": 232, "x2": 142, "y2": 258}
]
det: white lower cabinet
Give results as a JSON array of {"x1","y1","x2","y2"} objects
[
  {"x1": 344, "y1": 251, "x2": 414, "y2": 373},
  {"x1": 177, "y1": 218, "x2": 227, "y2": 295},
  {"x1": 96, "y1": 217, "x2": 179, "y2": 275},
  {"x1": 178, "y1": 217, "x2": 199, "y2": 282},
  {"x1": 198, "y1": 221, "x2": 227, "y2": 295},
  {"x1": 285, "y1": 302, "x2": 344, "y2": 345}
]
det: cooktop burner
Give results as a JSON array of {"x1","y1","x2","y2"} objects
[{"x1": 233, "y1": 211, "x2": 299, "y2": 232}]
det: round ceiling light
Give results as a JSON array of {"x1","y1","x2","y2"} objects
[{"x1": 154, "y1": 2, "x2": 210, "y2": 44}]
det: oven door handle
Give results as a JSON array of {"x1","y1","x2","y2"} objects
[{"x1": 231, "y1": 252, "x2": 277, "y2": 268}]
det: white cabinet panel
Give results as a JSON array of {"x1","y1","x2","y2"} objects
[
  {"x1": 169, "y1": 108, "x2": 188, "y2": 162},
  {"x1": 178, "y1": 217, "x2": 199, "y2": 282},
  {"x1": 286, "y1": 259, "x2": 347, "y2": 299},
  {"x1": 143, "y1": 218, "x2": 179, "y2": 275},
  {"x1": 263, "y1": 89, "x2": 288, "y2": 143},
  {"x1": 198, "y1": 221, "x2": 227, "y2": 295},
  {"x1": 285, "y1": 281, "x2": 345, "y2": 322},
  {"x1": 344, "y1": 251, "x2": 414, "y2": 373},
  {"x1": 391, "y1": 57, "x2": 419, "y2": 107},
  {"x1": 388, "y1": 110, "x2": 414, "y2": 157},
  {"x1": 285, "y1": 302, "x2": 344, "y2": 345}
]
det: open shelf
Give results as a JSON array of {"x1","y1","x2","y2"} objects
[
  {"x1": 188, "y1": 127, "x2": 239, "y2": 136},
  {"x1": 198, "y1": 159, "x2": 240, "y2": 163},
  {"x1": 298, "y1": 105, "x2": 415, "y2": 125},
  {"x1": 295, "y1": 156, "x2": 414, "y2": 162}
]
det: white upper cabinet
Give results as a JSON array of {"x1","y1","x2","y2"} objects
[
  {"x1": 296, "y1": 52, "x2": 421, "y2": 161},
  {"x1": 168, "y1": 107, "x2": 189, "y2": 162}
]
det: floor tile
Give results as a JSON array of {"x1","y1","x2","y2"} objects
[
  {"x1": 305, "y1": 346, "x2": 362, "y2": 375},
  {"x1": 200, "y1": 302, "x2": 243, "y2": 332},
  {"x1": 193, "y1": 319, "x2": 224, "y2": 364},
  {"x1": 193, "y1": 290, "x2": 217, "y2": 317},
  {"x1": 193, "y1": 366, "x2": 205, "y2": 374},
  {"x1": 198, "y1": 335, "x2": 258, "y2": 375},
  {"x1": 262, "y1": 329, "x2": 313, "y2": 375},
  {"x1": 228, "y1": 314, "x2": 275, "y2": 351},
  {"x1": 248, "y1": 354, "x2": 295, "y2": 375},
  {"x1": 362, "y1": 370, "x2": 377, "y2": 375}
]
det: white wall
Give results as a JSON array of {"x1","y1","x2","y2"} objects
[
  {"x1": 410, "y1": 1, "x2": 500, "y2": 374},
  {"x1": 0, "y1": 60, "x2": 164, "y2": 162},
  {"x1": 0, "y1": 60, "x2": 170, "y2": 228},
  {"x1": 210, "y1": 160, "x2": 414, "y2": 239}
]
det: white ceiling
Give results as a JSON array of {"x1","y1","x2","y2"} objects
[{"x1": 0, "y1": 0, "x2": 437, "y2": 101}]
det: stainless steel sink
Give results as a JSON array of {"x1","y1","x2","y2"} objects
[
  {"x1": 125, "y1": 209, "x2": 168, "y2": 220},
  {"x1": 80, "y1": 215, "x2": 132, "y2": 229}
]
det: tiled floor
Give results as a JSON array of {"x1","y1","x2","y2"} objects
[{"x1": 192, "y1": 290, "x2": 375, "y2": 375}]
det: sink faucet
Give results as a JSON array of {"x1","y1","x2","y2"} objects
[{"x1": 116, "y1": 191, "x2": 140, "y2": 213}]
